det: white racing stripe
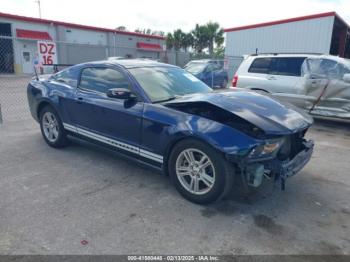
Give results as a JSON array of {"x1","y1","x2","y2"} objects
[{"x1": 63, "y1": 122, "x2": 163, "y2": 163}]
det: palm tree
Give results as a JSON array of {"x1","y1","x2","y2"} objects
[
  {"x1": 191, "y1": 24, "x2": 208, "y2": 54},
  {"x1": 182, "y1": 33, "x2": 194, "y2": 52},
  {"x1": 205, "y1": 22, "x2": 224, "y2": 56},
  {"x1": 166, "y1": 32, "x2": 174, "y2": 50},
  {"x1": 173, "y1": 29, "x2": 186, "y2": 51}
]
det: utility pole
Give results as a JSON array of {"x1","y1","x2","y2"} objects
[{"x1": 35, "y1": 0, "x2": 42, "y2": 19}]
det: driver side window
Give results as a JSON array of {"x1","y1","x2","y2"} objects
[{"x1": 79, "y1": 67, "x2": 131, "y2": 94}]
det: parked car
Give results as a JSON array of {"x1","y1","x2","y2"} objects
[
  {"x1": 27, "y1": 59, "x2": 314, "y2": 204},
  {"x1": 184, "y1": 59, "x2": 228, "y2": 88},
  {"x1": 232, "y1": 54, "x2": 350, "y2": 119},
  {"x1": 107, "y1": 56, "x2": 125, "y2": 61}
]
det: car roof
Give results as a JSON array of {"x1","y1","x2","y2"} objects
[
  {"x1": 188, "y1": 59, "x2": 224, "y2": 63},
  {"x1": 247, "y1": 53, "x2": 345, "y2": 61},
  {"x1": 244, "y1": 53, "x2": 347, "y2": 64},
  {"x1": 78, "y1": 59, "x2": 178, "y2": 69}
]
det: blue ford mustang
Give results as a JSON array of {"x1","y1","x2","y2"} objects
[{"x1": 27, "y1": 59, "x2": 314, "y2": 204}]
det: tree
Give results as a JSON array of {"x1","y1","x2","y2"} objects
[
  {"x1": 191, "y1": 22, "x2": 224, "y2": 56},
  {"x1": 116, "y1": 26, "x2": 127, "y2": 31},
  {"x1": 136, "y1": 29, "x2": 165, "y2": 37},
  {"x1": 205, "y1": 22, "x2": 224, "y2": 56},
  {"x1": 191, "y1": 24, "x2": 208, "y2": 54},
  {"x1": 173, "y1": 29, "x2": 186, "y2": 51},
  {"x1": 182, "y1": 33, "x2": 194, "y2": 52},
  {"x1": 214, "y1": 46, "x2": 225, "y2": 58},
  {"x1": 166, "y1": 32, "x2": 174, "y2": 50},
  {"x1": 152, "y1": 30, "x2": 165, "y2": 36}
]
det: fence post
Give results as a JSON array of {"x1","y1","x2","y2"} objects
[{"x1": 0, "y1": 104, "x2": 3, "y2": 125}]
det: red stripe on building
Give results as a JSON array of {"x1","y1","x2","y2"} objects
[
  {"x1": 16, "y1": 29, "x2": 52, "y2": 40},
  {"x1": 137, "y1": 42, "x2": 163, "y2": 51}
]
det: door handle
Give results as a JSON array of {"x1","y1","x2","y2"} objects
[
  {"x1": 76, "y1": 97, "x2": 83, "y2": 104},
  {"x1": 267, "y1": 76, "x2": 276, "y2": 80}
]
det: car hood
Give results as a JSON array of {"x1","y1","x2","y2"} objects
[{"x1": 165, "y1": 89, "x2": 313, "y2": 135}]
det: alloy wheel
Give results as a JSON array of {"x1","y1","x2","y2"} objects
[
  {"x1": 42, "y1": 111, "x2": 59, "y2": 143},
  {"x1": 175, "y1": 148, "x2": 216, "y2": 195}
]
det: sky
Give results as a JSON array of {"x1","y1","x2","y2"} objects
[{"x1": 2, "y1": 0, "x2": 350, "y2": 33}]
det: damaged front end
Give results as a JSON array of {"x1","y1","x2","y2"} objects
[
  {"x1": 233, "y1": 130, "x2": 314, "y2": 190},
  {"x1": 164, "y1": 93, "x2": 314, "y2": 191}
]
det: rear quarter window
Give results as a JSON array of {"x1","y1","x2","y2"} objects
[
  {"x1": 248, "y1": 58, "x2": 272, "y2": 74},
  {"x1": 52, "y1": 68, "x2": 77, "y2": 87}
]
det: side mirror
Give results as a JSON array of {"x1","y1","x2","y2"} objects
[
  {"x1": 107, "y1": 88, "x2": 135, "y2": 100},
  {"x1": 343, "y1": 73, "x2": 350, "y2": 83}
]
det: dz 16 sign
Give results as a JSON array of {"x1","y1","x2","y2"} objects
[{"x1": 37, "y1": 41, "x2": 57, "y2": 65}]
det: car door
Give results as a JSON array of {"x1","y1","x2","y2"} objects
[
  {"x1": 201, "y1": 63, "x2": 215, "y2": 87},
  {"x1": 200, "y1": 62, "x2": 223, "y2": 88},
  {"x1": 212, "y1": 61, "x2": 227, "y2": 87},
  {"x1": 266, "y1": 57, "x2": 306, "y2": 95},
  {"x1": 238, "y1": 57, "x2": 272, "y2": 91},
  {"x1": 69, "y1": 66, "x2": 144, "y2": 152},
  {"x1": 302, "y1": 58, "x2": 350, "y2": 115}
]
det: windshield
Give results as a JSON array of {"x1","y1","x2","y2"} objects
[
  {"x1": 184, "y1": 62, "x2": 207, "y2": 74},
  {"x1": 129, "y1": 67, "x2": 212, "y2": 102}
]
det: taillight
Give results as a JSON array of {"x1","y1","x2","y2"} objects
[{"x1": 232, "y1": 75, "x2": 238, "y2": 87}]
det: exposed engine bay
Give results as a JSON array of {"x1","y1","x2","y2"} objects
[
  {"x1": 166, "y1": 100, "x2": 314, "y2": 191},
  {"x1": 165, "y1": 101, "x2": 265, "y2": 138}
]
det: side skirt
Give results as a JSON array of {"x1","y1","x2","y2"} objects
[
  {"x1": 67, "y1": 132, "x2": 164, "y2": 173},
  {"x1": 62, "y1": 123, "x2": 164, "y2": 170}
]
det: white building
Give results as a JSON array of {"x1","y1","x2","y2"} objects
[
  {"x1": 225, "y1": 12, "x2": 350, "y2": 58},
  {"x1": 0, "y1": 12, "x2": 167, "y2": 74}
]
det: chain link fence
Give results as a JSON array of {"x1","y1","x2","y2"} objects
[
  {"x1": 0, "y1": 35, "x2": 243, "y2": 124},
  {"x1": 225, "y1": 55, "x2": 244, "y2": 81},
  {"x1": 0, "y1": 75, "x2": 32, "y2": 123}
]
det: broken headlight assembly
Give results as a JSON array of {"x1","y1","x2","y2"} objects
[{"x1": 248, "y1": 138, "x2": 284, "y2": 159}]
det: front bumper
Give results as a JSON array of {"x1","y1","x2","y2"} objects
[
  {"x1": 235, "y1": 139, "x2": 314, "y2": 190},
  {"x1": 267, "y1": 139, "x2": 314, "y2": 189}
]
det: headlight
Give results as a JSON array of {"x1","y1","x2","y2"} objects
[{"x1": 248, "y1": 139, "x2": 284, "y2": 159}]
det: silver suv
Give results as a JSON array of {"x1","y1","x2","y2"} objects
[{"x1": 233, "y1": 54, "x2": 350, "y2": 119}]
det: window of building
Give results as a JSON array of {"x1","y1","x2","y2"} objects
[{"x1": 79, "y1": 67, "x2": 131, "y2": 93}]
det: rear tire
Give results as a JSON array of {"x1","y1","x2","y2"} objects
[
  {"x1": 39, "y1": 105, "x2": 69, "y2": 148},
  {"x1": 169, "y1": 139, "x2": 235, "y2": 204}
]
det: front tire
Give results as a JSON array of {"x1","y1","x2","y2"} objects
[
  {"x1": 169, "y1": 139, "x2": 234, "y2": 204},
  {"x1": 39, "y1": 106, "x2": 69, "y2": 148}
]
